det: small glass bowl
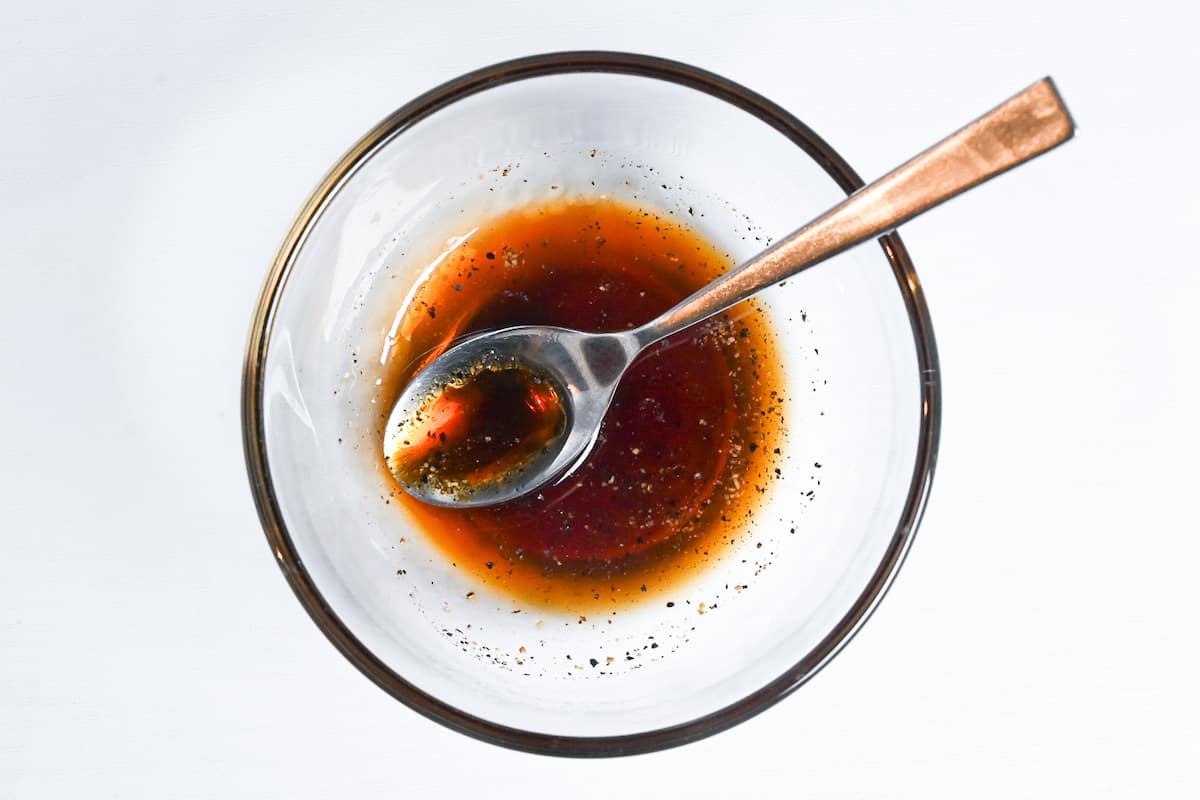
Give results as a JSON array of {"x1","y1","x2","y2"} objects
[{"x1": 242, "y1": 52, "x2": 940, "y2": 756}]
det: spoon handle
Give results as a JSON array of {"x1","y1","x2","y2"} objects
[{"x1": 633, "y1": 77, "x2": 1074, "y2": 347}]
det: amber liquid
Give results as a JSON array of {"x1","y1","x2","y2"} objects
[{"x1": 380, "y1": 198, "x2": 784, "y2": 610}]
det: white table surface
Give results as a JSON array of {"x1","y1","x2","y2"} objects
[{"x1": 3, "y1": 1, "x2": 1197, "y2": 796}]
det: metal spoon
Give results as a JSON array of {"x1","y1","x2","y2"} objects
[{"x1": 385, "y1": 78, "x2": 1074, "y2": 507}]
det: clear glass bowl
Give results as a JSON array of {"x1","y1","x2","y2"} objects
[{"x1": 242, "y1": 52, "x2": 940, "y2": 756}]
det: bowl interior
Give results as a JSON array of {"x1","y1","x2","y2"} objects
[{"x1": 249, "y1": 60, "x2": 936, "y2": 749}]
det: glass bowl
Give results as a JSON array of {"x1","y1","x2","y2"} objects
[{"x1": 242, "y1": 51, "x2": 940, "y2": 756}]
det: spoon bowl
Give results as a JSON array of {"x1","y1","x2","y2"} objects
[{"x1": 384, "y1": 326, "x2": 639, "y2": 506}]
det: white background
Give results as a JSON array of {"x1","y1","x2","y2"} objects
[{"x1": 3, "y1": 1, "x2": 1197, "y2": 796}]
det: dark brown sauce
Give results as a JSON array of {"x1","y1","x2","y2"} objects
[
  {"x1": 379, "y1": 197, "x2": 784, "y2": 610},
  {"x1": 385, "y1": 364, "x2": 566, "y2": 497}
]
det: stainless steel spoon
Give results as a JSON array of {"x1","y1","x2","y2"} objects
[{"x1": 385, "y1": 78, "x2": 1074, "y2": 507}]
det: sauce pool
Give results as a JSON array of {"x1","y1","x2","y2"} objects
[{"x1": 379, "y1": 197, "x2": 785, "y2": 610}]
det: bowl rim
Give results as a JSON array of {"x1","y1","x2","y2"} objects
[{"x1": 241, "y1": 50, "x2": 941, "y2": 757}]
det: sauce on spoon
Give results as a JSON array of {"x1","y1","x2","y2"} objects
[{"x1": 385, "y1": 362, "x2": 567, "y2": 497}]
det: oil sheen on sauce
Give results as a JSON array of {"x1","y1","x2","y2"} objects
[{"x1": 379, "y1": 197, "x2": 785, "y2": 610}]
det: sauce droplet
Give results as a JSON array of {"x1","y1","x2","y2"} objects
[{"x1": 386, "y1": 363, "x2": 567, "y2": 499}]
